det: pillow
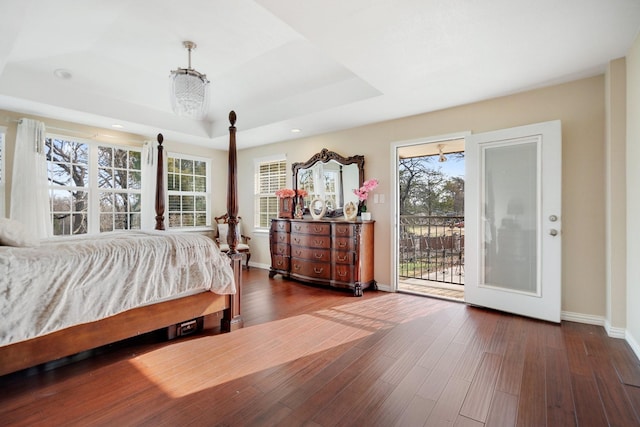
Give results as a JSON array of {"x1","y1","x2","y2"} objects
[
  {"x1": 0, "y1": 217, "x2": 40, "y2": 247},
  {"x1": 217, "y1": 222, "x2": 242, "y2": 244}
]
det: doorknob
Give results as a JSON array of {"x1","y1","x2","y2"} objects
[
  {"x1": 549, "y1": 229, "x2": 558, "y2": 236},
  {"x1": 549, "y1": 215, "x2": 558, "y2": 222}
]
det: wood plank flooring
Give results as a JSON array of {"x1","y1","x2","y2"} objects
[{"x1": 1, "y1": 268, "x2": 639, "y2": 426}]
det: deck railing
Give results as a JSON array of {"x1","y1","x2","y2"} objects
[{"x1": 399, "y1": 215, "x2": 465, "y2": 285}]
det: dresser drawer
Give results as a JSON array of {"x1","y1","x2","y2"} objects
[
  {"x1": 271, "y1": 231, "x2": 290, "y2": 244},
  {"x1": 291, "y1": 259, "x2": 331, "y2": 280},
  {"x1": 271, "y1": 220, "x2": 291, "y2": 233},
  {"x1": 334, "y1": 237, "x2": 355, "y2": 251},
  {"x1": 332, "y1": 223, "x2": 355, "y2": 237},
  {"x1": 271, "y1": 243, "x2": 290, "y2": 256},
  {"x1": 291, "y1": 246, "x2": 330, "y2": 262},
  {"x1": 332, "y1": 250, "x2": 355, "y2": 264},
  {"x1": 271, "y1": 254, "x2": 290, "y2": 271},
  {"x1": 291, "y1": 234, "x2": 331, "y2": 249},
  {"x1": 333, "y1": 264, "x2": 355, "y2": 283},
  {"x1": 291, "y1": 222, "x2": 331, "y2": 235}
]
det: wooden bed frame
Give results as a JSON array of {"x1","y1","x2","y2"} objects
[{"x1": 0, "y1": 111, "x2": 243, "y2": 377}]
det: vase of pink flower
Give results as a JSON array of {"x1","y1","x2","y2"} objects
[
  {"x1": 353, "y1": 178, "x2": 378, "y2": 220},
  {"x1": 275, "y1": 188, "x2": 296, "y2": 218},
  {"x1": 294, "y1": 189, "x2": 308, "y2": 219}
]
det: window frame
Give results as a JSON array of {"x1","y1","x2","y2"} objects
[
  {"x1": 166, "y1": 151, "x2": 212, "y2": 230},
  {"x1": 254, "y1": 154, "x2": 287, "y2": 230}
]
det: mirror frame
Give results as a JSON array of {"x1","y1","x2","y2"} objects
[{"x1": 292, "y1": 148, "x2": 365, "y2": 205}]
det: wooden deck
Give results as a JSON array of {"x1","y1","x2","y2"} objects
[{"x1": 1, "y1": 268, "x2": 639, "y2": 426}]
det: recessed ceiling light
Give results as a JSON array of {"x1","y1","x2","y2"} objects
[
  {"x1": 291, "y1": 128, "x2": 301, "y2": 133},
  {"x1": 53, "y1": 68, "x2": 72, "y2": 80},
  {"x1": 111, "y1": 124, "x2": 124, "y2": 129}
]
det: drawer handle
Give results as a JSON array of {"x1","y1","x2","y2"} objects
[
  {"x1": 294, "y1": 225, "x2": 301, "y2": 231},
  {"x1": 277, "y1": 260, "x2": 283, "y2": 266},
  {"x1": 338, "y1": 228, "x2": 347, "y2": 235},
  {"x1": 314, "y1": 239, "x2": 323, "y2": 246},
  {"x1": 314, "y1": 267, "x2": 324, "y2": 274},
  {"x1": 314, "y1": 253, "x2": 323, "y2": 259},
  {"x1": 278, "y1": 235, "x2": 285, "y2": 241},
  {"x1": 338, "y1": 270, "x2": 347, "y2": 277},
  {"x1": 294, "y1": 238, "x2": 300, "y2": 244},
  {"x1": 338, "y1": 255, "x2": 347, "y2": 262},
  {"x1": 314, "y1": 226, "x2": 323, "y2": 232},
  {"x1": 294, "y1": 264, "x2": 301, "y2": 271},
  {"x1": 278, "y1": 248, "x2": 284, "y2": 254},
  {"x1": 338, "y1": 241, "x2": 347, "y2": 248},
  {"x1": 295, "y1": 250, "x2": 302, "y2": 256}
]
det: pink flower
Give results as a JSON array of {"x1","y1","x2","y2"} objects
[
  {"x1": 275, "y1": 188, "x2": 295, "y2": 198},
  {"x1": 353, "y1": 178, "x2": 378, "y2": 201},
  {"x1": 296, "y1": 189, "x2": 308, "y2": 197}
]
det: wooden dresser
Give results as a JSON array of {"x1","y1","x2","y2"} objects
[{"x1": 269, "y1": 218, "x2": 375, "y2": 296}]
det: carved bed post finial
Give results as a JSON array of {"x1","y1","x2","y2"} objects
[{"x1": 155, "y1": 133, "x2": 165, "y2": 230}]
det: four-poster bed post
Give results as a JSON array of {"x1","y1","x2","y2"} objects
[{"x1": 222, "y1": 110, "x2": 243, "y2": 331}]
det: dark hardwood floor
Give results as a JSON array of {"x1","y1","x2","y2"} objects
[{"x1": 1, "y1": 268, "x2": 640, "y2": 426}]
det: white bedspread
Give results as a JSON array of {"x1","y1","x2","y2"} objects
[{"x1": 0, "y1": 231, "x2": 236, "y2": 346}]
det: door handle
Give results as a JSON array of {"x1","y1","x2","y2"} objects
[{"x1": 549, "y1": 229, "x2": 558, "y2": 236}]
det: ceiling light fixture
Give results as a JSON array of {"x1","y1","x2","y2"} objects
[
  {"x1": 169, "y1": 41, "x2": 209, "y2": 119},
  {"x1": 438, "y1": 144, "x2": 448, "y2": 163}
]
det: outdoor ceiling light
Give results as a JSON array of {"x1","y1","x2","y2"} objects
[
  {"x1": 169, "y1": 41, "x2": 210, "y2": 119},
  {"x1": 438, "y1": 144, "x2": 448, "y2": 162}
]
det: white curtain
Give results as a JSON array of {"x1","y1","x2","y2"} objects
[
  {"x1": 10, "y1": 119, "x2": 52, "y2": 238},
  {"x1": 141, "y1": 140, "x2": 167, "y2": 230}
]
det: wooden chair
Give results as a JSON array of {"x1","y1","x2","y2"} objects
[{"x1": 214, "y1": 214, "x2": 251, "y2": 269}]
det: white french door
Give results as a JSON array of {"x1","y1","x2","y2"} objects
[{"x1": 465, "y1": 121, "x2": 562, "y2": 323}]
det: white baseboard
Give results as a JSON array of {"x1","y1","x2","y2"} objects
[
  {"x1": 626, "y1": 331, "x2": 640, "y2": 361},
  {"x1": 604, "y1": 320, "x2": 627, "y2": 339},
  {"x1": 561, "y1": 311, "x2": 605, "y2": 326}
]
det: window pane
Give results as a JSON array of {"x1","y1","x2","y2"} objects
[
  {"x1": 180, "y1": 174, "x2": 194, "y2": 192},
  {"x1": 169, "y1": 195, "x2": 181, "y2": 211},
  {"x1": 180, "y1": 159, "x2": 193, "y2": 174},
  {"x1": 194, "y1": 176, "x2": 206, "y2": 192},
  {"x1": 182, "y1": 195, "x2": 194, "y2": 212},
  {"x1": 128, "y1": 170, "x2": 141, "y2": 190},
  {"x1": 194, "y1": 160, "x2": 206, "y2": 176},
  {"x1": 168, "y1": 173, "x2": 178, "y2": 191},
  {"x1": 195, "y1": 196, "x2": 206, "y2": 211},
  {"x1": 129, "y1": 150, "x2": 141, "y2": 170},
  {"x1": 100, "y1": 192, "x2": 113, "y2": 212},
  {"x1": 100, "y1": 214, "x2": 113, "y2": 233}
]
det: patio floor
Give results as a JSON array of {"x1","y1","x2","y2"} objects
[{"x1": 398, "y1": 278, "x2": 464, "y2": 302}]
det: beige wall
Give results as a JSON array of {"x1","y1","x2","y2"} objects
[
  {"x1": 626, "y1": 34, "x2": 640, "y2": 352},
  {"x1": 0, "y1": 110, "x2": 229, "y2": 224},
  {"x1": 238, "y1": 76, "x2": 607, "y2": 317}
]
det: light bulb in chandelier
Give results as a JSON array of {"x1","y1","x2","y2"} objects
[{"x1": 169, "y1": 41, "x2": 210, "y2": 119}]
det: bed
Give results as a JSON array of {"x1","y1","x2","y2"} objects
[{"x1": 0, "y1": 111, "x2": 244, "y2": 377}]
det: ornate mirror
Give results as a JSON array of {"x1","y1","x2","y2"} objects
[{"x1": 293, "y1": 148, "x2": 364, "y2": 216}]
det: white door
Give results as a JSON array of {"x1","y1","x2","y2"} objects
[{"x1": 465, "y1": 121, "x2": 562, "y2": 323}]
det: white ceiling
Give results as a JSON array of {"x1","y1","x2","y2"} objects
[{"x1": 1, "y1": 0, "x2": 639, "y2": 150}]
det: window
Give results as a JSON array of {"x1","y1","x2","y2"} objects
[
  {"x1": 46, "y1": 136, "x2": 142, "y2": 235},
  {"x1": 97, "y1": 146, "x2": 142, "y2": 232},
  {"x1": 167, "y1": 154, "x2": 210, "y2": 228},
  {"x1": 255, "y1": 157, "x2": 286, "y2": 228}
]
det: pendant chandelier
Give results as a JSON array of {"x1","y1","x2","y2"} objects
[{"x1": 169, "y1": 41, "x2": 210, "y2": 119}]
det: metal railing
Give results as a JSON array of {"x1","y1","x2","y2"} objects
[{"x1": 399, "y1": 215, "x2": 465, "y2": 285}]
